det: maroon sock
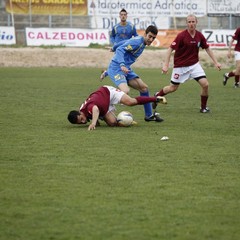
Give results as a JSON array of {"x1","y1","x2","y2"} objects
[
  {"x1": 229, "y1": 71, "x2": 235, "y2": 77},
  {"x1": 135, "y1": 96, "x2": 156, "y2": 104},
  {"x1": 201, "y1": 95, "x2": 208, "y2": 109},
  {"x1": 156, "y1": 89, "x2": 166, "y2": 96},
  {"x1": 235, "y1": 75, "x2": 240, "y2": 83}
]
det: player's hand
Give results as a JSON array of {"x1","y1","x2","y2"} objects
[
  {"x1": 162, "y1": 65, "x2": 168, "y2": 74},
  {"x1": 88, "y1": 123, "x2": 96, "y2": 131},
  {"x1": 121, "y1": 66, "x2": 130, "y2": 74},
  {"x1": 216, "y1": 63, "x2": 221, "y2": 71},
  {"x1": 104, "y1": 46, "x2": 114, "y2": 52}
]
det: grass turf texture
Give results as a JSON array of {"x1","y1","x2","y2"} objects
[{"x1": 0, "y1": 67, "x2": 239, "y2": 240}]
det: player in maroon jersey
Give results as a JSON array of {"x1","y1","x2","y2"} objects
[
  {"x1": 154, "y1": 14, "x2": 221, "y2": 113},
  {"x1": 223, "y1": 27, "x2": 240, "y2": 88},
  {"x1": 67, "y1": 85, "x2": 167, "y2": 130}
]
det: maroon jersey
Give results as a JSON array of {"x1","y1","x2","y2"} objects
[
  {"x1": 170, "y1": 29, "x2": 209, "y2": 67},
  {"x1": 79, "y1": 86, "x2": 110, "y2": 119},
  {"x1": 232, "y1": 27, "x2": 240, "y2": 52}
]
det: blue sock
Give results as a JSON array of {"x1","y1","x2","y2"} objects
[{"x1": 140, "y1": 91, "x2": 152, "y2": 117}]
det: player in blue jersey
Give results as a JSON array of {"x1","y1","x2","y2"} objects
[
  {"x1": 110, "y1": 8, "x2": 138, "y2": 45},
  {"x1": 105, "y1": 25, "x2": 164, "y2": 122},
  {"x1": 100, "y1": 8, "x2": 138, "y2": 80}
]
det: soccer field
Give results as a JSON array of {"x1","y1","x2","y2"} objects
[{"x1": 0, "y1": 67, "x2": 239, "y2": 240}]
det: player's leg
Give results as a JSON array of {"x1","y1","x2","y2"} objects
[
  {"x1": 190, "y1": 63, "x2": 210, "y2": 113},
  {"x1": 234, "y1": 75, "x2": 240, "y2": 88},
  {"x1": 128, "y1": 77, "x2": 163, "y2": 122},
  {"x1": 107, "y1": 65, "x2": 130, "y2": 93},
  {"x1": 155, "y1": 67, "x2": 186, "y2": 98},
  {"x1": 156, "y1": 83, "x2": 179, "y2": 96},
  {"x1": 128, "y1": 77, "x2": 152, "y2": 116},
  {"x1": 103, "y1": 111, "x2": 118, "y2": 126},
  {"x1": 223, "y1": 70, "x2": 235, "y2": 86},
  {"x1": 118, "y1": 82, "x2": 130, "y2": 94},
  {"x1": 102, "y1": 87, "x2": 140, "y2": 126},
  {"x1": 152, "y1": 83, "x2": 179, "y2": 110},
  {"x1": 100, "y1": 70, "x2": 108, "y2": 81},
  {"x1": 197, "y1": 77, "x2": 210, "y2": 113},
  {"x1": 120, "y1": 93, "x2": 164, "y2": 106},
  {"x1": 235, "y1": 58, "x2": 240, "y2": 75},
  {"x1": 223, "y1": 72, "x2": 230, "y2": 86},
  {"x1": 104, "y1": 86, "x2": 131, "y2": 126},
  {"x1": 234, "y1": 59, "x2": 240, "y2": 87}
]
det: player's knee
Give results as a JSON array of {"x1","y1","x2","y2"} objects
[
  {"x1": 202, "y1": 81, "x2": 209, "y2": 89},
  {"x1": 123, "y1": 98, "x2": 136, "y2": 106},
  {"x1": 119, "y1": 85, "x2": 130, "y2": 94},
  {"x1": 125, "y1": 89, "x2": 130, "y2": 95},
  {"x1": 140, "y1": 86, "x2": 149, "y2": 93},
  {"x1": 235, "y1": 70, "x2": 240, "y2": 75},
  {"x1": 106, "y1": 120, "x2": 118, "y2": 127},
  {"x1": 128, "y1": 99, "x2": 136, "y2": 106}
]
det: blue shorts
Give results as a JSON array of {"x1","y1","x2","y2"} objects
[{"x1": 107, "y1": 62, "x2": 139, "y2": 87}]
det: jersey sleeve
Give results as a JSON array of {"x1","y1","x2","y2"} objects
[
  {"x1": 112, "y1": 40, "x2": 126, "y2": 52},
  {"x1": 114, "y1": 37, "x2": 142, "y2": 65},
  {"x1": 170, "y1": 33, "x2": 182, "y2": 50},
  {"x1": 232, "y1": 28, "x2": 240, "y2": 41},
  {"x1": 110, "y1": 26, "x2": 117, "y2": 45},
  {"x1": 132, "y1": 24, "x2": 138, "y2": 37},
  {"x1": 199, "y1": 32, "x2": 209, "y2": 49},
  {"x1": 80, "y1": 99, "x2": 95, "y2": 116},
  {"x1": 86, "y1": 103, "x2": 95, "y2": 116}
]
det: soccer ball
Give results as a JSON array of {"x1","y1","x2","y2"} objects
[{"x1": 117, "y1": 111, "x2": 133, "y2": 127}]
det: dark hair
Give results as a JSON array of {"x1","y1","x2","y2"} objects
[
  {"x1": 120, "y1": 8, "x2": 127, "y2": 14},
  {"x1": 68, "y1": 110, "x2": 80, "y2": 124},
  {"x1": 145, "y1": 25, "x2": 158, "y2": 35}
]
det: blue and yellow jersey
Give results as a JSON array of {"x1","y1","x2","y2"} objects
[
  {"x1": 110, "y1": 22, "x2": 138, "y2": 45},
  {"x1": 111, "y1": 36, "x2": 145, "y2": 67}
]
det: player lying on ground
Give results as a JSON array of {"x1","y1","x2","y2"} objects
[
  {"x1": 67, "y1": 85, "x2": 167, "y2": 131},
  {"x1": 100, "y1": 25, "x2": 164, "y2": 122}
]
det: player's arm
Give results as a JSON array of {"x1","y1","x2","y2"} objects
[
  {"x1": 110, "y1": 27, "x2": 116, "y2": 45},
  {"x1": 162, "y1": 47, "x2": 173, "y2": 74},
  {"x1": 88, "y1": 105, "x2": 100, "y2": 131},
  {"x1": 112, "y1": 40, "x2": 126, "y2": 52},
  {"x1": 115, "y1": 39, "x2": 140, "y2": 74},
  {"x1": 205, "y1": 48, "x2": 221, "y2": 70},
  {"x1": 113, "y1": 42, "x2": 131, "y2": 74},
  {"x1": 132, "y1": 25, "x2": 138, "y2": 37}
]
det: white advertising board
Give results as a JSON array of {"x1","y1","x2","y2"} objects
[
  {"x1": 90, "y1": 16, "x2": 170, "y2": 30},
  {"x1": 25, "y1": 28, "x2": 110, "y2": 47},
  {"x1": 0, "y1": 26, "x2": 16, "y2": 45},
  {"x1": 208, "y1": 0, "x2": 240, "y2": 14},
  {"x1": 202, "y1": 29, "x2": 235, "y2": 48},
  {"x1": 88, "y1": 0, "x2": 206, "y2": 17}
]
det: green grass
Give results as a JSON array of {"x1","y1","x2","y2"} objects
[{"x1": 0, "y1": 67, "x2": 239, "y2": 240}]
